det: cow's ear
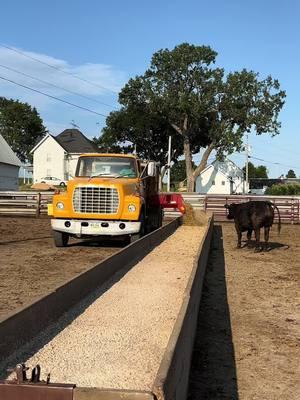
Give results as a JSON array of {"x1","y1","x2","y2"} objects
[{"x1": 224, "y1": 204, "x2": 229, "y2": 209}]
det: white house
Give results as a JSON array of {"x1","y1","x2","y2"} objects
[
  {"x1": 0, "y1": 134, "x2": 22, "y2": 190},
  {"x1": 31, "y1": 129, "x2": 99, "y2": 183},
  {"x1": 195, "y1": 159, "x2": 246, "y2": 194}
]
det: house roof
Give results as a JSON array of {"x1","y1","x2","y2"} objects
[
  {"x1": 31, "y1": 129, "x2": 99, "y2": 154},
  {"x1": 198, "y1": 158, "x2": 244, "y2": 180},
  {"x1": 0, "y1": 134, "x2": 21, "y2": 167},
  {"x1": 54, "y1": 129, "x2": 99, "y2": 153}
]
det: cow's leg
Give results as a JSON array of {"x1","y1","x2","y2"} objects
[
  {"x1": 254, "y1": 228, "x2": 261, "y2": 251},
  {"x1": 264, "y1": 226, "x2": 270, "y2": 251},
  {"x1": 247, "y1": 229, "x2": 252, "y2": 247},
  {"x1": 235, "y1": 224, "x2": 242, "y2": 248}
]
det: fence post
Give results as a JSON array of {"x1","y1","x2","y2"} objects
[{"x1": 36, "y1": 192, "x2": 41, "y2": 218}]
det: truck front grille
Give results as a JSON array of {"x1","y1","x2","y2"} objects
[{"x1": 73, "y1": 187, "x2": 119, "y2": 214}]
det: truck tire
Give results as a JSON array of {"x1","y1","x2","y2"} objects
[
  {"x1": 158, "y1": 207, "x2": 163, "y2": 228},
  {"x1": 53, "y1": 230, "x2": 69, "y2": 247},
  {"x1": 139, "y1": 211, "x2": 146, "y2": 237},
  {"x1": 122, "y1": 235, "x2": 131, "y2": 246}
]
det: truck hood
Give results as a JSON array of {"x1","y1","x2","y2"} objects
[{"x1": 67, "y1": 177, "x2": 139, "y2": 194}]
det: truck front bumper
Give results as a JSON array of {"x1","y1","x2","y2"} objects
[{"x1": 51, "y1": 219, "x2": 141, "y2": 236}]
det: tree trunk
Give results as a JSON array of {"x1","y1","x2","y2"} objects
[
  {"x1": 183, "y1": 137, "x2": 195, "y2": 192},
  {"x1": 193, "y1": 143, "x2": 215, "y2": 181}
]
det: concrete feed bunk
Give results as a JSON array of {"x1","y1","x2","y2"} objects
[{"x1": 2, "y1": 219, "x2": 213, "y2": 399}]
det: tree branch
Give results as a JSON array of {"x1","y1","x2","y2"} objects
[{"x1": 171, "y1": 123, "x2": 183, "y2": 135}]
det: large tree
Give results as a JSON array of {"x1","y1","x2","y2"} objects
[
  {"x1": 94, "y1": 105, "x2": 183, "y2": 165},
  {"x1": 0, "y1": 97, "x2": 47, "y2": 162},
  {"x1": 243, "y1": 162, "x2": 268, "y2": 178},
  {"x1": 286, "y1": 169, "x2": 296, "y2": 178},
  {"x1": 100, "y1": 43, "x2": 286, "y2": 191}
]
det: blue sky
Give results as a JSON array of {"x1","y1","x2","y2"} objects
[{"x1": 0, "y1": 0, "x2": 299, "y2": 177}]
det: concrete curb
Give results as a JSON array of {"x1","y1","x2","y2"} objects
[
  {"x1": 152, "y1": 216, "x2": 214, "y2": 400},
  {"x1": 73, "y1": 388, "x2": 155, "y2": 400},
  {"x1": 0, "y1": 218, "x2": 181, "y2": 361}
]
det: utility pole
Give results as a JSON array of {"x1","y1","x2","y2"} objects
[
  {"x1": 167, "y1": 135, "x2": 172, "y2": 192},
  {"x1": 245, "y1": 133, "x2": 249, "y2": 194}
]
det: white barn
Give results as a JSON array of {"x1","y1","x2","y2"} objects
[
  {"x1": 31, "y1": 129, "x2": 99, "y2": 183},
  {"x1": 195, "y1": 159, "x2": 246, "y2": 194},
  {"x1": 0, "y1": 134, "x2": 21, "y2": 191}
]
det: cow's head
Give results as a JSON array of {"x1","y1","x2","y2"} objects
[{"x1": 224, "y1": 203, "x2": 236, "y2": 219}]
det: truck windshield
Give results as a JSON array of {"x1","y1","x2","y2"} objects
[{"x1": 76, "y1": 156, "x2": 138, "y2": 178}]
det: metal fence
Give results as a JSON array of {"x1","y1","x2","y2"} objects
[
  {"x1": 0, "y1": 191, "x2": 54, "y2": 217},
  {"x1": 182, "y1": 193, "x2": 300, "y2": 224},
  {"x1": 0, "y1": 191, "x2": 299, "y2": 223}
]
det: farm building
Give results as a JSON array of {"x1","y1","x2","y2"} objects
[
  {"x1": 195, "y1": 158, "x2": 246, "y2": 194},
  {"x1": 31, "y1": 129, "x2": 99, "y2": 183},
  {"x1": 0, "y1": 134, "x2": 21, "y2": 191}
]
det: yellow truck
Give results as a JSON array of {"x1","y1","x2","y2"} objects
[{"x1": 48, "y1": 153, "x2": 163, "y2": 247}]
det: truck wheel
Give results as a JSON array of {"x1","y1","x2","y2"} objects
[
  {"x1": 122, "y1": 235, "x2": 131, "y2": 246},
  {"x1": 158, "y1": 207, "x2": 163, "y2": 228},
  {"x1": 53, "y1": 230, "x2": 69, "y2": 247},
  {"x1": 139, "y1": 211, "x2": 146, "y2": 237}
]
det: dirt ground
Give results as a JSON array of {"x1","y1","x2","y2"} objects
[
  {"x1": 0, "y1": 217, "x2": 122, "y2": 320},
  {"x1": 188, "y1": 223, "x2": 300, "y2": 400}
]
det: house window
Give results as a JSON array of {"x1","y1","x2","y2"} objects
[
  {"x1": 222, "y1": 181, "x2": 225, "y2": 185},
  {"x1": 212, "y1": 180, "x2": 215, "y2": 185},
  {"x1": 46, "y1": 153, "x2": 51, "y2": 162}
]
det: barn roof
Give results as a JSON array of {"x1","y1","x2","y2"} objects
[{"x1": 0, "y1": 134, "x2": 21, "y2": 167}]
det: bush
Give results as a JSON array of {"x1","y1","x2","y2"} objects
[{"x1": 265, "y1": 183, "x2": 300, "y2": 196}]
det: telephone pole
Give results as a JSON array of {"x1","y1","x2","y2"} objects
[
  {"x1": 167, "y1": 135, "x2": 172, "y2": 192},
  {"x1": 245, "y1": 133, "x2": 249, "y2": 194}
]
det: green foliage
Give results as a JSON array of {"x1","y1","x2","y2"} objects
[
  {"x1": 170, "y1": 159, "x2": 196, "y2": 183},
  {"x1": 99, "y1": 43, "x2": 285, "y2": 191},
  {"x1": 94, "y1": 108, "x2": 182, "y2": 165},
  {"x1": 0, "y1": 97, "x2": 47, "y2": 162},
  {"x1": 286, "y1": 169, "x2": 296, "y2": 178},
  {"x1": 265, "y1": 183, "x2": 300, "y2": 195},
  {"x1": 243, "y1": 162, "x2": 268, "y2": 178}
]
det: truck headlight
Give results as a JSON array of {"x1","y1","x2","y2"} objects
[
  {"x1": 56, "y1": 202, "x2": 64, "y2": 210},
  {"x1": 128, "y1": 204, "x2": 136, "y2": 212}
]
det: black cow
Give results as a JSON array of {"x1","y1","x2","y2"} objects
[{"x1": 224, "y1": 201, "x2": 281, "y2": 251}]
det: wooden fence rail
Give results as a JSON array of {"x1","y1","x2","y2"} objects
[{"x1": 0, "y1": 191, "x2": 299, "y2": 223}]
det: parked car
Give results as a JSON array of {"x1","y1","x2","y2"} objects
[{"x1": 40, "y1": 177, "x2": 67, "y2": 186}]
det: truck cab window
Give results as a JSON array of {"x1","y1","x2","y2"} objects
[{"x1": 76, "y1": 156, "x2": 138, "y2": 178}]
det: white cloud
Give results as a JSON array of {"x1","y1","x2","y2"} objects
[{"x1": 0, "y1": 45, "x2": 127, "y2": 112}]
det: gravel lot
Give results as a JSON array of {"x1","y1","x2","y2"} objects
[
  {"x1": 188, "y1": 223, "x2": 300, "y2": 400},
  {"x1": 1, "y1": 225, "x2": 205, "y2": 390},
  {"x1": 0, "y1": 217, "x2": 122, "y2": 319}
]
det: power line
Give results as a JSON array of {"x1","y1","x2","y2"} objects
[
  {"x1": 0, "y1": 74, "x2": 108, "y2": 118},
  {"x1": 249, "y1": 155, "x2": 300, "y2": 170},
  {"x1": 1, "y1": 44, "x2": 119, "y2": 95},
  {"x1": 0, "y1": 63, "x2": 118, "y2": 110}
]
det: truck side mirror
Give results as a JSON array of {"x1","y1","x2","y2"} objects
[{"x1": 147, "y1": 161, "x2": 156, "y2": 177}]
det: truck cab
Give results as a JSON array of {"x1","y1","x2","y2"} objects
[{"x1": 48, "y1": 153, "x2": 162, "y2": 247}]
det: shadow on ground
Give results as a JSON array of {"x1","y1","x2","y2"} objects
[
  {"x1": 188, "y1": 225, "x2": 239, "y2": 400},
  {"x1": 241, "y1": 239, "x2": 289, "y2": 251}
]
